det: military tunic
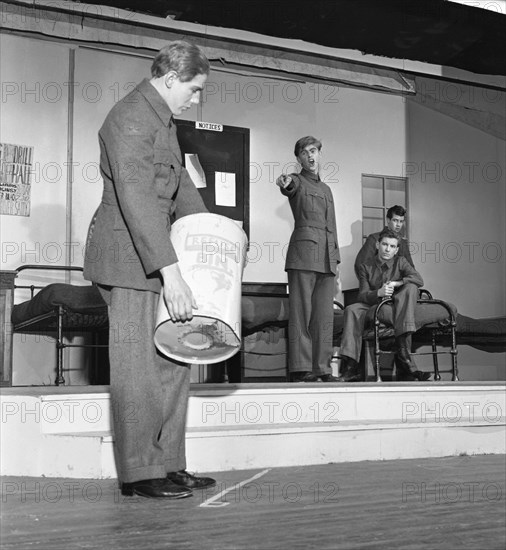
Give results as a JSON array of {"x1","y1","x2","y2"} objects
[{"x1": 282, "y1": 169, "x2": 340, "y2": 274}]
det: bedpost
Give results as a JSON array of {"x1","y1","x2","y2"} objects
[{"x1": 0, "y1": 271, "x2": 16, "y2": 386}]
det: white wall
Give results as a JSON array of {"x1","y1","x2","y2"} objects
[
  {"x1": 405, "y1": 77, "x2": 506, "y2": 379},
  {"x1": 199, "y1": 71, "x2": 408, "y2": 289},
  {"x1": 1, "y1": 34, "x2": 69, "y2": 274},
  {"x1": 71, "y1": 48, "x2": 152, "y2": 262},
  {"x1": 312, "y1": 86, "x2": 407, "y2": 290},
  {"x1": 0, "y1": 34, "x2": 89, "y2": 386},
  {"x1": 407, "y1": 81, "x2": 506, "y2": 318}
]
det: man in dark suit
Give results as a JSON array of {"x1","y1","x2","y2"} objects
[
  {"x1": 84, "y1": 41, "x2": 215, "y2": 499},
  {"x1": 276, "y1": 136, "x2": 341, "y2": 382},
  {"x1": 354, "y1": 205, "x2": 414, "y2": 278},
  {"x1": 338, "y1": 228, "x2": 431, "y2": 382}
]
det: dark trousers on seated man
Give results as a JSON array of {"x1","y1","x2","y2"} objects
[{"x1": 339, "y1": 230, "x2": 430, "y2": 382}]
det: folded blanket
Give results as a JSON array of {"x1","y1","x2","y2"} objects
[{"x1": 12, "y1": 283, "x2": 107, "y2": 325}]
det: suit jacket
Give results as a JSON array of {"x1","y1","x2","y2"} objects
[
  {"x1": 281, "y1": 169, "x2": 340, "y2": 275},
  {"x1": 357, "y1": 255, "x2": 423, "y2": 306},
  {"x1": 354, "y1": 226, "x2": 414, "y2": 278},
  {"x1": 83, "y1": 78, "x2": 207, "y2": 292}
]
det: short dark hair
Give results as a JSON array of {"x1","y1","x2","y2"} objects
[
  {"x1": 151, "y1": 40, "x2": 210, "y2": 81},
  {"x1": 294, "y1": 136, "x2": 322, "y2": 157},
  {"x1": 386, "y1": 205, "x2": 406, "y2": 220},
  {"x1": 378, "y1": 228, "x2": 400, "y2": 244}
]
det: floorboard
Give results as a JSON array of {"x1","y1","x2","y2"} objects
[{"x1": 1, "y1": 454, "x2": 505, "y2": 550}]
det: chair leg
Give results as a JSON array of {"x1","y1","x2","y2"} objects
[
  {"x1": 373, "y1": 302, "x2": 393, "y2": 383},
  {"x1": 451, "y1": 353, "x2": 459, "y2": 381},
  {"x1": 374, "y1": 330, "x2": 382, "y2": 382},
  {"x1": 431, "y1": 330, "x2": 441, "y2": 381},
  {"x1": 362, "y1": 341, "x2": 376, "y2": 381}
]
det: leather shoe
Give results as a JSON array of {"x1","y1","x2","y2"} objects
[
  {"x1": 395, "y1": 368, "x2": 417, "y2": 382},
  {"x1": 290, "y1": 371, "x2": 319, "y2": 382},
  {"x1": 397, "y1": 369, "x2": 432, "y2": 382},
  {"x1": 320, "y1": 374, "x2": 340, "y2": 382},
  {"x1": 395, "y1": 351, "x2": 431, "y2": 382},
  {"x1": 166, "y1": 470, "x2": 216, "y2": 490},
  {"x1": 413, "y1": 370, "x2": 432, "y2": 381},
  {"x1": 336, "y1": 357, "x2": 363, "y2": 382},
  {"x1": 121, "y1": 478, "x2": 192, "y2": 499}
]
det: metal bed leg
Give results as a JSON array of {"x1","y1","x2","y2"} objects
[
  {"x1": 430, "y1": 298, "x2": 459, "y2": 382},
  {"x1": 55, "y1": 305, "x2": 65, "y2": 386},
  {"x1": 372, "y1": 294, "x2": 458, "y2": 383},
  {"x1": 450, "y1": 318, "x2": 459, "y2": 381}
]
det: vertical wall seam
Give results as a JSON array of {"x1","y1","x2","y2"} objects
[{"x1": 65, "y1": 48, "x2": 76, "y2": 281}]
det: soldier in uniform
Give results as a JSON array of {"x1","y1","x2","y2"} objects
[
  {"x1": 276, "y1": 136, "x2": 341, "y2": 382},
  {"x1": 84, "y1": 41, "x2": 216, "y2": 499}
]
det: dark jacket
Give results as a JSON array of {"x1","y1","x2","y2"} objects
[
  {"x1": 354, "y1": 226, "x2": 414, "y2": 278},
  {"x1": 281, "y1": 169, "x2": 340, "y2": 275},
  {"x1": 84, "y1": 79, "x2": 207, "y2": 292},
  {"x1": 357, "y1": 255, "x2": 423, "y2": 306}
]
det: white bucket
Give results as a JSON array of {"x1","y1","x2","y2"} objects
[{"x1": 154, "y1": 213, "x2": 248, "y2": 364}]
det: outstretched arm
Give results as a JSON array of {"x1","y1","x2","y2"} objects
[{"x1": 276, "y1": 173, "x2": 299, "y2": 197}]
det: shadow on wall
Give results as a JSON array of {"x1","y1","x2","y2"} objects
[{"x1": 339, "y1": 219, "x2": 363, "y2": 292}]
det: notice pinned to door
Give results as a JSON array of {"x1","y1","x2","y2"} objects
[{"x1": 215, "y1": 172, "x2": 236, "y2": 207}]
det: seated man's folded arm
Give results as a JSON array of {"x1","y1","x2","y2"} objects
[{"x1": 357, "y1": 264, "x2": 380, "y2": 305}]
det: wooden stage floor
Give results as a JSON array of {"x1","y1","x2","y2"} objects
[{"x1": 1, "y1": 454, "x2": 505, "y2": 550}]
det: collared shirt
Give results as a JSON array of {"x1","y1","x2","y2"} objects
[
  {"x1": 357, "y1": 255, "x2": 423, "y2": 306},
  {"x1": 354, "y1": 226, "x2": 414, "y2": 278}
]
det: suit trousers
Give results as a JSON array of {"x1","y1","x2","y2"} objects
[
  {"x1": 340, "y1": 282, "x2": 419, "y2": 362},
  {"x1": 287, "y1": 269, "x2": 335, "y2": 374},
  {"x1": 99, "y1": 285, "x2": 190, "y2": 483}
]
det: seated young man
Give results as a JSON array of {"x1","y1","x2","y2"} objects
[
  {"x1": 354, "y1": 205, "x2": 414, "y2": 278},
  {"x1": 338, "y1": 228, "x2": 431, "y2": 382}
]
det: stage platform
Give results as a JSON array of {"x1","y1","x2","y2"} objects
[{"x1": 1, "y1": 382, "x2": 505, "y2": 479}]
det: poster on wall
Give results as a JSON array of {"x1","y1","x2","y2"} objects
[{"x1": 0, "y1": 142, "x2": 34, "y2": 217}]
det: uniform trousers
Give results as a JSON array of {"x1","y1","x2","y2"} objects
[
  {"x1": 340, "y1": 282, "x2": 419, "y2": 362},
  {"x1": 287, "y1": 269, "x2": 335, "y2": 374},
  {"x1": 99, "y1": 285, "x2": 190, "y2": 483}
]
